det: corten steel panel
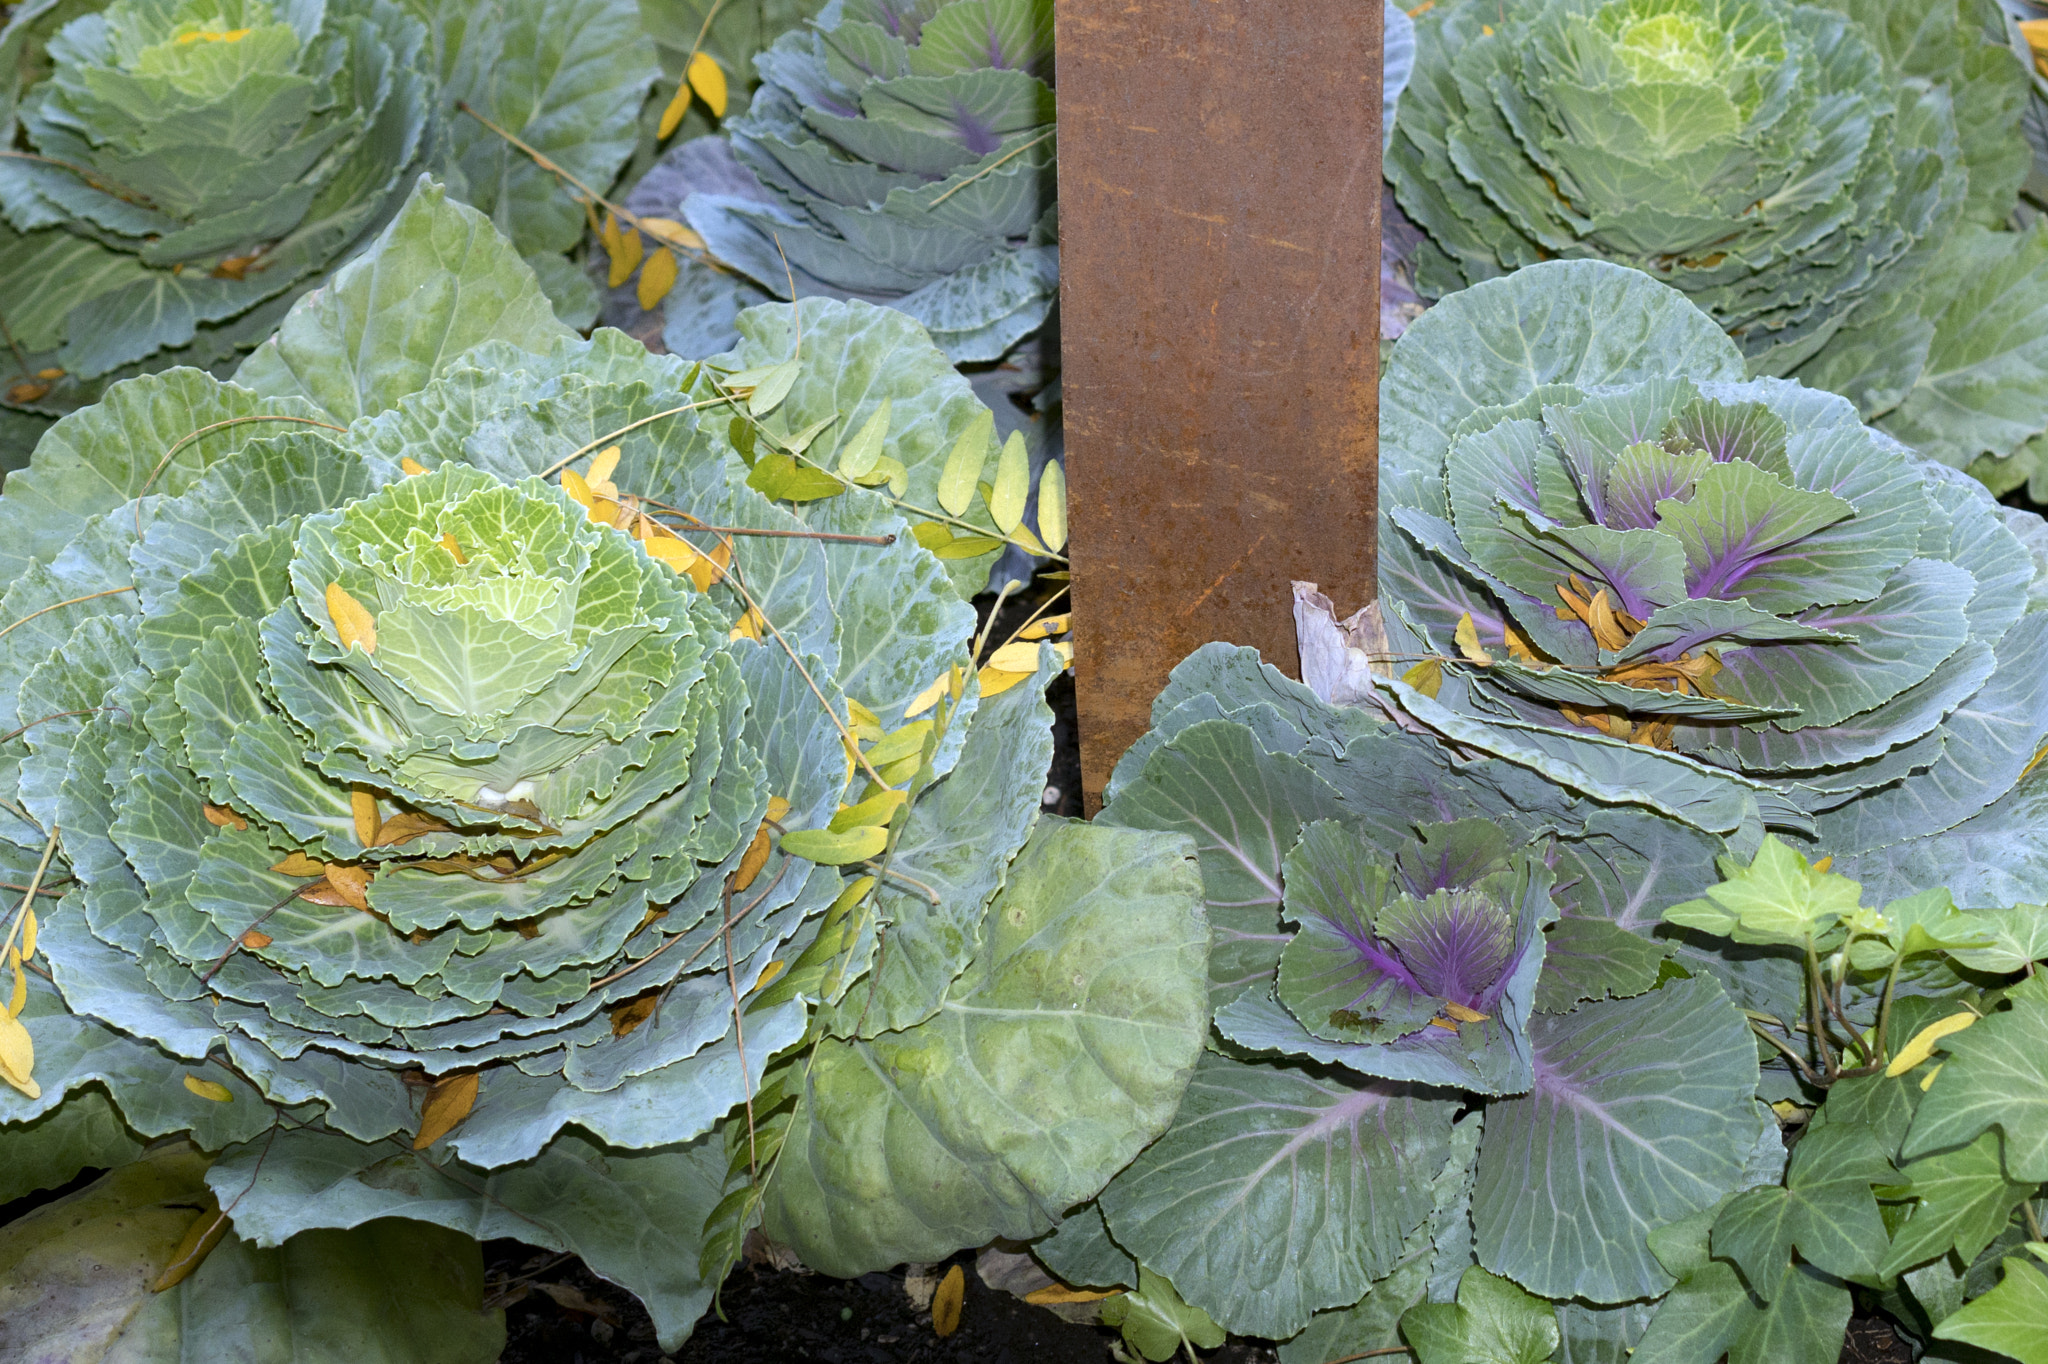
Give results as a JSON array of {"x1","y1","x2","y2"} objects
[{"x1": 1057, "y1": 0, "x2": 1382, "y2": 809}]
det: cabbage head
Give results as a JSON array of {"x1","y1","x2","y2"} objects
[
  {"x1": 0, "y1": 0, "x2": 432, "y2": 424},
  {"x1": 1037, "y1": 643, "x2": 1773, "y2": 1352},
  {"x1": 1335, "y1": 257, "x2": 2048, "y2": 904},
  {"x1": 0, "y1": 177, "x2": 1209, "y2": 1348},
  {"x1": 1387, "y1": 0, "x2": 2048, "y2": 483},
  {"x1": 675, "y1": 0, "x2": 1058, "y2": 363},
  {"x1": 0, "y1": 0, "x2": 660, "y2": 466}
]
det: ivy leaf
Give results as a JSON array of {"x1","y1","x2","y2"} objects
[
  {"x1": 1400, "y1": 1266, "x2": 1559, "y2": 1364},
  {"x1": 1879, "y1": 1131, "x2": 2037, "y2": 1278},
  {"x1": 1099, "y1": 1267, "x2": 1225, "y2": 1362},
  {"x1": 1711, "y1": 1122, "x2": 1894, "y2": 1290},
  {"x1": 1932, "y1": 1254, "x2": 2048, "y2": 1364},
  {"x1": 1905, "y1": 990, "x2": 2048, "y2": 1180},
  {"x1": 1661, "y1": 836, "x2": 1864, "y2": 950}
]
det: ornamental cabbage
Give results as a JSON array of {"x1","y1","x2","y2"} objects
[
  {"x1": 0, "y1": 0, "x2": 659, "y2": 466},
  {"x1": 1038, "y1": 643, "x2": 1775, "y2": 1353},
  {"x1": 1387, "y1": 0, "x2": 2048, "y2": 482},
  {"x1": 664, "y1": 0, "x2": 1058, "y2": 363},
  {"x1": 1317, "y1": 258, "x2": 2048, "y2": 908},
  {"x1": 0, "y1": 178, "x2": 1209, "y2": 1347}
]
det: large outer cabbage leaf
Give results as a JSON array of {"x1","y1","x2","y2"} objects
[
  {"x1": 0, "y1": 176, "x2": 1210, "y2": 1347},
  {"x1": 1074, "y1": 643, "x2": 1772, "y2": 1341},
  {"x1": 1350, "y1": 258, "x2": 2048, "y2": 877},
  {"x1": 1388, "y1": 0, "x2": 2048, "y2": 484}
]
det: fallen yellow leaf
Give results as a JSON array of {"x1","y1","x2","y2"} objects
[
  {"x1": 932, "y1": 1263, "x2": 964, "y2": 1337},
  {"x1": 183, "y1": 1074, "x2": 233, "y2": 1102},
  {"x1": 1443, "y1": 1001, "x2": 1487, "y2": 1023},
  {"x1": 657, "y1": 79, "x2": 692, "y2": 139},
  {"x1": 1024, "y1": 1284, "x2": 1125, "y2": 1306},
  {"x1": 731, "y1": 796, "x2": 793, "y2": 893},
  {"x1": 586, "y1": 445, "x2": 621, "y2": 497},
  {"x1": 1886, "y1": 1011, "x2": 1977, "y2": 1076},
  {"x1": 610, "y1": 993, "x2": 658, "y2": 1037},
  {"x1": 0, "y1": 1010, "x2": 36, "y2": 1099},
  {"x1": 437, "y1": 533, "x2": 467, "y2": 565},
  {"x1": 638, "y1": 247, "x2": 680, "y2": 311},
  {"x1": 607, "y1": 226, "x2": 644, "y2": 289},
  {"x1": 202, "y1": 803, "x2": 248, "y2": 830},
  {"x1": 351, "y1": 788, "x2": 382, "y2": 847},
  {"x1": 1454, "y1": 612, "x2": 1492, "y2": 665},
  {"x1": 903, "y1": 672, "x2": 951, "y2": 719},
  {"x1": 152, "y1": 1199, "x2": 228, "y2": 1293},
  {"x1": 326, "y1": 582, "x2": 377, "y2": 655},
  {"x1": 688, "y1": 50, "x2": 728, "y2": 117},
  {"x1": 414, "y1": 1072, "x2": 480, "y2": 1149},
  {"x1": 977, "y1": 665, "x2": 1035, "y2": 699},
  {"x1": 638, "y1": 217, "x2": 705, "y2": 251},
  {"x1": 400, "y1": 456, "x2": 429, "y2": 476},
  {"x1": 270, "y1": 851, "x2": 326, "y2": 877},
  {"x1": 323, "y1": 863, "x2": 373, "y2": 913},
  {"x1": 240, "y1": 929, "x2": 272, "y2": 950}
]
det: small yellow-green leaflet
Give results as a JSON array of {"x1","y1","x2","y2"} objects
[
  {"x1": 748, "y1": 359, "x2": 802, "y2": 417},
  {"x1": 830, "y1": 789, "x2": 909, "y2": 832},
  {"x1": 837, "y1": 400, "x2": 893, "y2": 479},
  {"x1": 939, "y1": 410, "x2": 994, "y2": 516},
  {"x1": 989, "y1": 431, "x2": 1029, "y2": 534},
  {"x1": 865, "y1": 720, "x2": 934, "y2": 767},
  {"x1": 1886, "y1": 1011, "x2": 1978, "y2": 1076},
  {"x1": 1037, "y1": 460, "x2": 1067, "y2": 552},
  {"x1": 781, "y1": 826, "x2": 889, "y2": 864}
]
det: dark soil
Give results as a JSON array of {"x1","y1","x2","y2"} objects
[{"x1": 486, "y1": 1244, "x2": 1277, "y2": 1364}]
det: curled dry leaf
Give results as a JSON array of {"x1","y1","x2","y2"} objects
[
  {"x1": 414, "y1": 1072, "x2": 480, "y2": 1149},
  {"x1": 151, "y1": 1196, "x2": 228, "y2": 1293}
]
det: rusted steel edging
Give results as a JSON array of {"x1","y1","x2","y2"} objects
[{"x1": 1057, "y1": 0, "x2": 1383, "y2": 809}]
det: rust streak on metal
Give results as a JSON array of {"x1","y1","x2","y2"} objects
[{"x1": 1058, "y1": 0, "x2": 1382, "y2": 810}]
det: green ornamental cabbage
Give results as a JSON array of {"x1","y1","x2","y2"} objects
[
  {"x1": 674, "y1": 0, "x2": 1058, "y2": 362},
  {"x1": 1317, "y1": 256, "x2": 2048, "y2": 908},
  {"x1": 0, "y1": 0, "x2": 661, "y2": 466},
  {"x1": 0, "y1": 178, "x2": 1208, "y2": 1348},
  {"x1": 1387, "y1": 0, "x2": 2048, "y2": 483},
  {"x1": 0, "y1": 0, "x2": 433, "y2": 425}
]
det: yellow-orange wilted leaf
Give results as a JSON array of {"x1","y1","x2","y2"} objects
[
  {"x1": 241, "y1": 929, "x2": 272, "y2": 950},
  {"x1": 326, "y1": 583, "x2": 377, "y2": 654},
  {"x1": 7, "y1": 948, "x2": 24, "y2": 1018},
  {"x1": 688, "y1": 51, "x2": 729, "y2": 117},
  {"x1": 1920, "y1": 1062, "x2": 1944, "y2": 1091},
  {"x1": 586, "y1": 445, "x2": 621, "y2": 496},
  {"x1": 1453, "y1": 612, "x2": 1491, "y2": 665},
  {"x1": 152, "y1": 1200, "x2": 227, "y2": 1293},
  {"x1": 183, "y1": 1074, "x2": 233, "y2": 1102},
  {"x1": 271, "y1": 851, "x2": 326, "y2": 877},
  {"x1": 1025, "y1": 1285, "x2": 1125, "y2": 1306},
  {"x1": 1443, "y1": 1001, "x2": 1487, "y2": 1023},
  {"x1": 730, "y1": 795, "x2": 792, "y2": 894},
  {"x1": 657, "y1": 77, "x2": 692, "y2": 138},
  {"x1": 437, "y1": 533, "x2": 467, "y2": 564},
  {"x1": 694, "y1": 539, "x2": 732, "y2": 592},
  {"x1": 1036, "y1": 459, "x2": 1067, "y2": 552},
  {"x1": 932, "y1": 1264, "x2": 965, "y2": 1337},
  {"x1": 643, "y1": 536, "x2": 703, "y2": 583},
  {"x1": 1427, "y1": 1016, "x2": 1460, "y2": 1032},
  {"x1": 400, "y1": 456, "x2": 429, "y2": 476},
  {"x1": 351, "y1": 788, "x2": 382, "y2": 846},
  {"x1": 638, "y1": 248, "x2": 679, "y2": 311},
  {"x1": 977, "y1": 665, "x2": 1034, "y2": 699},
  {"x1": 610, "y1": 993, "x2": 658, "y2": 1037},
  {"x1": 752, "y1": 960, "x2": 786, "y2": 993},
  {"x1": 414, "y1": 1072, "x2": 479, "y2": 1148},
  {"x1": 20, "y1": 907, "x2": 35, "y2": 960},
  {"x1": 730, "y1": 606, "x2": 765, "y2": 641},
  {"x1": 984, "y1": 641, "x2": 1044, "y2": 672},
  {"x1": 607, "y1": 227, "x2": 644, "y2": 289},
  {"x1": 1886, "y1": 1011, "x2": 1978, "y2": 1076},
  {"x1": 2022, "y1": 16, "x2": 2048, "y2": 56},
  {"x1": 1017, "y1": 613, "x2": 1070, "y2": 641},
  {"x1": 639, "y1": 217, "x2": 706, "y2": 251},
  {"x1": 373, "y1": 811, "x2": 450, "y2": 847},
  {"x1": 202, "y1": 803, "x2": 248, "y2": 830},
  {"x1": 903, "y1": 672, "x2": 950, "y2": 719},
  {"x1": 0, "y1": 1010, "x2": 36, "y2": 1099},
  {"x1": 323, "y1": 864, "x2": 372, "y2": 912}
]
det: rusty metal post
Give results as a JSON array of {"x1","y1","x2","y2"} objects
[{"x1": 1057, "y1": 0, "x2": 1383, "y2": 809}]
